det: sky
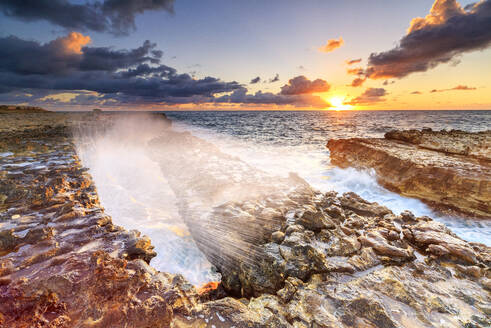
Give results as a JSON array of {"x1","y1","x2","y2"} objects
[{"x1": 0, "y1": 0, "x2": 490, "y2": 110}]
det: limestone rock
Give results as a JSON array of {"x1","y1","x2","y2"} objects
[{"x1": 327, "y1": 129, "x2": 491, "y2": 218}]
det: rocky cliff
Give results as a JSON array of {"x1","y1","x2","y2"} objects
[{"x1": 327, "y1": 129, "x2": 491, "y2": 218}]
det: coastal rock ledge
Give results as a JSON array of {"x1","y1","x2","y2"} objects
[
  {"x1": 1, "y1": 114, "x2": 490, "y2": 328},
  {"x1": 327, "y1": 129, "x2": 491, "y2": 218}
]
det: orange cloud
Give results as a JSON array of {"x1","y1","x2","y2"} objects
[
  {"x1": 346, "y1": 58, "x2": 362, "y2": 65},
  {"x1": 57, "y1": 32, "x2": 91, "y2": 54},
  {"x1": 430, "y1": 85, "x2": 477, "y2": 93},
  {"x1": 347, "y1": 67, "x2": 364, "y2": 76},
  {"x1": 280, "y1": 75, "x2": 331, "y2": 95},
  {"x1": 408, "y1": 0, "x2": 465, "y2": 33},
  {"x1": 348, "y1": 87, "x2": 387, "y2": 105},
  {"x1": 362, "y1": 0, "x2": 491, "y2": 80},
  {"x1": 349, "y1": 77, "x2": 366, "y2": 87},
  {"x1": 319, "y1": 37, "x2": 344, "y2": 53}
]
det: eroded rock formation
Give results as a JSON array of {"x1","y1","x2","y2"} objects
[
  {"x1": 1, "y1": 115, "x2": 490, "y2": 328},
  {"x1": 327, "y1": 129, "x2": 491, "y2": 218},
  {"x1": 149, "y1": 126, "x2": 490, "y2": 327},
  {"x1": 0, "y1": 115, "x2": 197, "y2": 327}
]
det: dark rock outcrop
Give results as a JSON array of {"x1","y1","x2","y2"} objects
[{"x1": 327, "y1": 129, "x2": 491, "y2": 218}]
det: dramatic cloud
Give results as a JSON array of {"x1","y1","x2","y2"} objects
[
  {"x1": 57, "y1": 32, "x2": 92, "y2": 54},
  {"x1": 411, "y1": 91, "x2": 422, "y2": 94},
  {"x1": 250, "y1": 76, "x2": 261, "y2": 84},
  {"x1": 280, "y1": 75, "x2": 330, "y2": 95},
  {"x1": 430, "y1": 85, "x2": 477, "y2": 92},
  {"x1": 319, "y1": 37, "x2": 344, "y2": 53},
  {"x1": 215, "y1": 87, "x2": 328, "y2": 108},
  {"x1": 349, "y1": 88, "x2": 387, "y2": 105},
  {"x1": 0, "y1": 0, "x2": 174, "y2": 35},
  {"x1": 364, "y1": 0, "x2": 491, "y2": 79},
  {"x1": 215, "y1": 76, "x2": 332, "y2": 108},
  {"x1": 0, "y1": 33, "x2": 332, "y2": 109},
  {"x1": 0, "y1": 33, "x2": 241, "y2": 105},
  {"x1": 346, "y1": 58, "x2": 362, "y2": 65}
]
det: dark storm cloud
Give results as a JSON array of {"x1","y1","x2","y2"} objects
[
  {"x1": 0, "y1": 70, "x2": 241, "y2": 99},
  {"x1": 0, "y1": 0, "x2": 174, "y2": 35},
  {"x1": 215, "y1": 87, "x2": 328, "y2": 108},
  {"x1": 0, "y1": 33, "x2": 333, "y2": 108},
  {"x1": 0, "y1": 34, "x2": 164, "y2": 76},
  {"x1": 0, "y1": 33, "x2": 87, "y2": 75},
  {"x1": 79, "y1": 40, "x2": 164, "y2": 71},
  {"x1": 430, "y1": 85, "x2": 477, "y2": 92},
  {"x1": 118, "y1": 64, "x2": 176, "y2": 78},
  {"x1": 364, "y1": 0, "x2": 491, "y2": 79},
  {"x1": 269, "y1": 74, "x2": 280, "y2": 83},
  {"x1": 280, "y1": 75, "x2": 330, "y2": 95},
  {"x1": 250, "y1": 76, "x2": 261, "y2": 84},
  {"x1": 0, "y1": 33, "x2": 241, "y2": 104},
  {"x1": 214, "y1": 75, "x2": 331, "y2": 108},
  {"x1": 348, "y1": 87, "x2": 387, "y2": 105}
]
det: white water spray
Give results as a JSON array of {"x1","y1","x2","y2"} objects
[
  {"x1": 73, "y1": 113, "x2": 489, "y2": 287},
  {"x1": 74, "y1": 114, "x2": 219, "y2": 285},
  {"x1": 170, "y1": 120, "x2": 491, "y2": 245}
]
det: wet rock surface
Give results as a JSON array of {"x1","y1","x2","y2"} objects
[
  {"x1": 327, "y1": 129, "x2": 491, "y2": 218},
  {"x1": 1, "y1": 114, "x2": 490, "y2": 328},
  {"x1": 149, "y1": 126, "x2": 490, "y2": 328},
  {"x1": 0, "y1": 114, "x2": 197, "y2": 327}
]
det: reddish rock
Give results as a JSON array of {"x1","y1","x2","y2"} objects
[{"x1": 327, "y1": 129, "x2": 491, "y2": 218}]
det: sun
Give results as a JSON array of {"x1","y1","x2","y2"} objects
[{"x1": 328, "y1": 96, "x2": 353, "y2": 111}]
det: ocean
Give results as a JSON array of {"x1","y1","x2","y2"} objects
[{"x1": 76, "y1": 110, "x2": 490, "y2": 285}]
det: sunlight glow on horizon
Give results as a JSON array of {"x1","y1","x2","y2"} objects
[{"x1": 327, "y1": 96, "x2": 354, "y2": 111}]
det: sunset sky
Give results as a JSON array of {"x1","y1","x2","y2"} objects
[{"x1": 0, "y1": 0, "x2": 490, "y2": 110}]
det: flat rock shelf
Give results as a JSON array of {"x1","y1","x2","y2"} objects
[{"x1": 327, "y1": 129, "x2": 491, "y2": 219}]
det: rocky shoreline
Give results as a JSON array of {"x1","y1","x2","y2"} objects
[
  {"x1": 327, "y1": 129, "x2": 491, "y2": 219},
  {"x1": 0, "y1": 116, "x2": 198, "y2": 327},
  {"x1": 1, "y1": 113, "x2": 490, "y2": 327}
]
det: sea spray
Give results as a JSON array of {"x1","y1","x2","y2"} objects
[
  {"x1": 73, "y1": 113, "x2": 220, "y2": 285},
  {"x1": 147, "y1": 127, "x2": 316, "y2": 296},
  {"x1": 169, "y1": 118, "x2": 490, "y2": 245},
  {"x1": 73, "y1": 112, "x2": 489, "y2": 291}
]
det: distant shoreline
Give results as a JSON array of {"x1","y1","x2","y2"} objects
[
  {"x1": 1, "y1": 104, "x2": 490, "y2": 113},
  {"x1": 0, "y1": 105, "x2": 47, "y2": 113}
]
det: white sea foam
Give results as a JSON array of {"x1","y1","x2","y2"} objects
[
  {"x1": 171, "y1": 120, "x2": 490, "y2": 245},
  {"x1": 74, "y1": 112, "x2": 489, "y2": 287},
  {"x1": 74, "y1": 115, "x2": 219, "y2": 285}
]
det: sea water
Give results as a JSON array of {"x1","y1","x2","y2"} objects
[
  {"x1": 165, "y1": 110, "x2": 490, "y2": 245},
  {"x1": 76, "y1": 110, "x2": 490, "y2": 285}
]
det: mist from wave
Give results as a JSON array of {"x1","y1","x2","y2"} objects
[
  {"x1": 166, "y1": 110, "x2": 490, "y2": 245},
  {"x1": 74, "y1": 114, "x2": 220, "y2": 285}
]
